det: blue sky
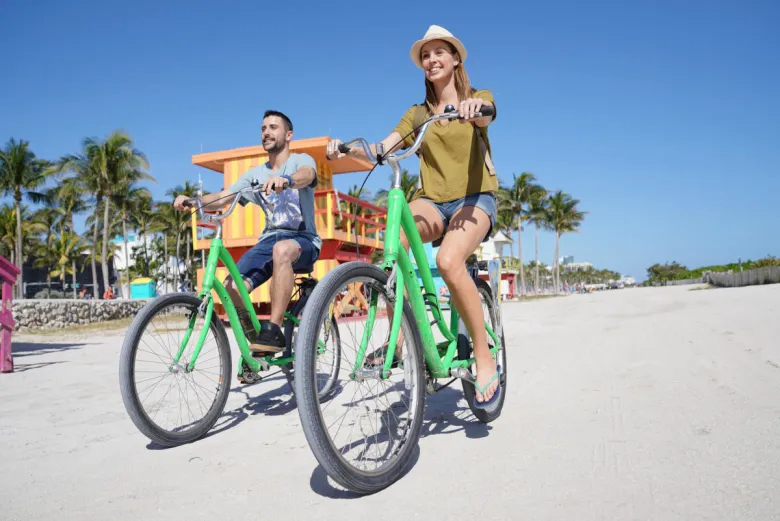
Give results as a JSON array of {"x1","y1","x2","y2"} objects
[{"x1": 2, "y1": 0, "x2": 778, "y2": 281}]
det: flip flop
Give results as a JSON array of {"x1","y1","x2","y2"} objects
[{"x1": 473, "y1": 365, "x2": 502, "y2": 410}]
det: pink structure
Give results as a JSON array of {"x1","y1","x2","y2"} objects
[{"x1": 0, "y1": 256, "x2": 20, "y2": 373}]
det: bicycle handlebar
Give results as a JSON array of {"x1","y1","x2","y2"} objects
[
  {"x1": 184, "y1": 180, "x2": 280, "y2": 223},
  {"x1": 338, "y1": 104, "x2": 494, "y2": 164}
]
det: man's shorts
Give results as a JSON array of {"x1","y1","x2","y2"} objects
[
  {"x1": 417, "y1": 191, "x2": 497, "y2": 245},
  {"x1": 234, "y1": 232, "x2": 319, "y2": 291}
]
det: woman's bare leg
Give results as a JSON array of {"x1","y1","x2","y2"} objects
[
  {"x1": 436, "y1": 205, "x2": 497, "y2": 403},
  {"x1": 377, "y1": 199, "x2": 444, "y2": 362}
]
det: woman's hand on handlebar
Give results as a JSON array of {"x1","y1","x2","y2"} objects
[
  {"x1": 326, "y1": 139, "x2": 348, "y2": 160},
  {"x1": 459, "y1": 99, "x2": 494, "y2": 125},
  {"x1": 459, "y1": 98, "x2": 488, "y2": 122}
]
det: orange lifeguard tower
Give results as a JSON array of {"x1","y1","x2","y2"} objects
[{"x1": 191, "y1": 137, "x2": 386, "y2": 318}]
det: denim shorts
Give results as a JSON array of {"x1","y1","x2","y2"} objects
[
  {"x1": 418, "y1": 191, "x2": 497, "y2": 245},
  {"x1": 234, "y1": 232, "x2": 319, "y2": 291}
]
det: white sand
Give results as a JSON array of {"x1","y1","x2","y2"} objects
[{"x1": 1, "y1": 283, "x2": 779, "y2": 520}]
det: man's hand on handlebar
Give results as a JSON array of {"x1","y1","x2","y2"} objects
[
  {"x1": 173, "y1": 195, "x2": 194, "y2": 211},
  {"x1": 261, "y1": 176, "x2": 290, "y2": 195}
]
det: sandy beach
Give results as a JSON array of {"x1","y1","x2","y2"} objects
[{"x1": 2, "y1": 283, "x2": 779, "y2": 520}]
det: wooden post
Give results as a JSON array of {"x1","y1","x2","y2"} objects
[{"x1": 0, "y1": 255, "x2": 21, "y2": 373}]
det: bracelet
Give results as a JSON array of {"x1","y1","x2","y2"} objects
[{"x1": 281, "y1": 174, "x2": 293, "y2": 187}]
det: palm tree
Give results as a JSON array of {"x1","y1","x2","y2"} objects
[
  {"x1": 543, "y1": 191, "x2": 587, "y2": 292},
  {"x1": 112, "y1": 179, "x2": 153, "y2": 293},
  {"x1": 166, "y1": 181, "x2": 199, "y2": 285},
  {"x1": 54, "y1": 177, "x2": 89, "y2": 297},
  {"x1": 53, "y1": 149, "x2": 106, "y2": 298},
  {"x1": 130, "y1": 193, "x2": 156, "y2": 277},
  {"x1": 50, "y1": 231, "x2": 84, "y2": 300},
  {"x1": 152, "y1": 201, "x2": 181, "y2": 293},
  {"x1": 373, "y1": 169, "x2": 419, "y2": 207},
  {"x1": 32, "y1": 204, "x2": 60, "y2": 298},
  {"x1": 494, "y1": 187, "x2": 517, "y2": 259},
  {"x1": 83, "y1": 131, "x2": 150, "y2": 295},
  {"x1": 527, "y1": 187, "x2": 549, "y2": 293},
  {"x1": 0, "y1": 204, "x2": 44, "y2": 267},
  {"x1": 0, "y1": 138, "x2": 52, "y2": 298},
  {"x1": 503, "y1": 172, "x2": 540, "y2": 295}
]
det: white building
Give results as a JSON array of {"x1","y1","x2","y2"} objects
[{"x1": 476, "y1": 230, "x2": 513, "y2": 261}]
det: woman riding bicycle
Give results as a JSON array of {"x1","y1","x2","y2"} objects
[{"x1": 327, "y1": 25, "x2": 500, "y2": 405}]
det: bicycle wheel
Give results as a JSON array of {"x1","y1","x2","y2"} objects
[
  {"x1": 294, "y1": 262, "x2": 426, "y2": 495},
  {"x1": 283, "y1": 293, "x2": 342, "y2": 400},
  {"x1": 119, "y1": 293, "x2": 231, "y2": 446},
  {"x1": 457, "y1": 278, "x2": 507, "y2": 423}
]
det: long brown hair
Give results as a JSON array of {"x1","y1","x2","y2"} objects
[{"x1": 422, "y1": 42, "x2": 475, "y2": 115}]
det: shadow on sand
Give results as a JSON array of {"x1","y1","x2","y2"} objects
[
  {"x1": 306, "y1": 385, "x2": 493, "y2": 499},
  {"x1": 11, "y1": 342, "x2": 88, "y2": 357}
]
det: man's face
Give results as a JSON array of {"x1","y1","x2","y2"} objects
[{"x1": 261, "y1": 116, "x2": 291, "y2": 153}]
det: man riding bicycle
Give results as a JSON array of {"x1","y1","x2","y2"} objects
[{"x1": 173, "y1": 110, "x2": 321, "y2": 353}]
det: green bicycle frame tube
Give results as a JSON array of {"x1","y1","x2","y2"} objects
[
  {"x1": 378, "y1": 189, "x2": 502, "y2": 378},
  {"x1": 352, "y1": 291, "x2": 379, "y2": 377},
  {"x1": 380, "y1": 189, "x2": 456, "y2": 378},
  {"x1": 192, "y1": 238, "x2": 263, "y2": 373}
]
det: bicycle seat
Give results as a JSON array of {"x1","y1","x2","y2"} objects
[{"x1": 294, "y1": 265, "x2": 314, "y2": 275}]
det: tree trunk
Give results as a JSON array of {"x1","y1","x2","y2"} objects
[
  {"x1": 186, "y1": 232, "x2": 191, "y2": 285},
  {"x1": 517, "y1": 224, "x2": 526, "y2": 296},
  {"x1": 14, "y1": 197, "x2": 23, "y2": 299},
  {"x1": 554, "y1": 232, "x2": 561, "y2": 293},
  {"x1": 72, "y1": 259, "x2": 77, "y2": 300},
  {"x1": 143, "y1": 228, "x2": 150, "y2": 277},
  {"x1": 92, "y1": 210, "x2": 100, "y2": 299},
  {"x1": 122, "y1": 213, "x2": 130, "y2": 298},
  {"x1": 535, "y1": 222, "x2": 540, "y2": 294},
  {"x1": 101, "y1": 196, "x2": 111, "y2": 295},
  {"x1": 164, "y1": 234, "x2": 169, "y2": 294},
  {"x1": 175, "y1": 231, "x2": 181, "y2": 287}
]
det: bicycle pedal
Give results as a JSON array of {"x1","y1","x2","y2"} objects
[{"x1": 237, "y1": 371, "x2": 262, "y2": 385}]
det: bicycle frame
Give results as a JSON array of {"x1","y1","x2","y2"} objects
[
  {"x1": 168, "y1": 188, "x2": 303, "y2": 375},
  {"x1": 345, "y1": 110, "x2": 502, "y2": 380}
]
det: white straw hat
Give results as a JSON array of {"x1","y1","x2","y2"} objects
[{"x1": 409, "y1": 25, "x2": 467, "y2": 69}]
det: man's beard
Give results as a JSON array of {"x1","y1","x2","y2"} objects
[{"x1": 263, "y1": 139, "x2": 283, "y2": 153}]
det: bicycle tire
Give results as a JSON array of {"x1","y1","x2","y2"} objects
[
  {"x1": 283, "y1": 293, "x2": 342, "y2": 400},
  {"x1": 119, "y1": 293, "x2": 232, "y2": 446},
  {"x1": 457, "y1": 278, "x2": 507, "y2": 423},
  {"x1": 294, "y1": 262, "x2": 426, "y2": 495}
]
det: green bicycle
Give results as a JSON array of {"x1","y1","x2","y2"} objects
[
  {"x1": 293, "y1": 105, "x2": 506, "y2": 494},
  {"x1": 119, "y1": 185, "x2": 341, "y2": 447}
]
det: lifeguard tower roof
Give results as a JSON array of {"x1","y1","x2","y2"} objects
[{"x1": 192, "y1": 136, "x2": 373, "y2": 175}]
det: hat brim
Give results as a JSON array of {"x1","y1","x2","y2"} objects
[{"x1": 410, "y1": 36, "x2": 467, "y2": 69}]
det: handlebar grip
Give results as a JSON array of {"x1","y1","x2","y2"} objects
[
  {"x1": 182, "y1": 199, "x2": 195, "y2": 209},
  {"x1": 338, "y1": 143, "x2": 351, "y2": 154},
  {"x1": 477, "y1": 105, "x2": 495, "y2": 118}
]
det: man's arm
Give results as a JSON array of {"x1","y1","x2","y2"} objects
[{"x1": 262, "y1": 164, "x2": 317, "y2": 194}]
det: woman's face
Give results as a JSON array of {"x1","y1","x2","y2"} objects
[{"x1": 420, "y1": 39, "x2": 459, "y2": 83}]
